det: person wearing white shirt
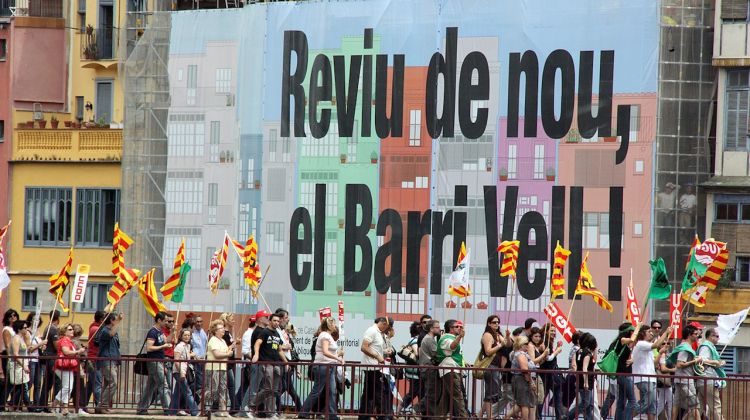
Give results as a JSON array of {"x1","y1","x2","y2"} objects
[
  {"x1": 357, "y1": 317, "x2": 389, "y2": 420},
  {"x1": 632, "y1": 323, "x2": 673, "y2": 420},
  {"x1": 274, "y1": 309, "x2": 301, "y2": 412},
  {"x1": 238, "y1": 316, "x2": 256, "y2": 413}
]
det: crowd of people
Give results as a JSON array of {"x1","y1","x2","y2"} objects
[{"x1": 0, "y1": 306, "x2": 730, "y2": 419}]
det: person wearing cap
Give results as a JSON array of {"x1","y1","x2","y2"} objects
[
  {"x1": 249, "y1": 311, "x2": 287, "y2": 419},
  {"x1": 436, "y1": 319, "x2": 468, "y2": 418},
  {"x1": 688, "y1": 321, "x2": 704, "y2": 352},
  {"x1": 237, "y1": 315, "x2": 256, "y2": 413},
  {"x1": 357, "y1": 316, "x2": 390, "y2": 420}
]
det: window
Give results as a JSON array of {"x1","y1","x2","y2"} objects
[
  {"x1": 583, "y1": 212, "x2": 610, "y2": 249},
  {"x1": 725, "y1": 69, "x2": 749, "y2": 151},
  {"x1": 736, "y1": 257, "x2": 750, "y2": 283},
  {"x1": 265, "y1": 222, "x2": 284, "y2": 255},
  {"x1": 166, "y1": 171, "x2": 203, "y2": 214},
  {"x1": 21, "y1": 288, "x2": 37, "y2": 311},
  {"x1": 168, "y1": 114, "x2": 205, "y2": 157},
  {"x1": 633, "y1": 222, "x2": 643, "y2": 237},
  {"x1": 269, "y1": 129, "x2": 277, "y2": 162},
  {"x1": 80, "y1": 283, "x2": 109, "y2": 313},
  {"x1": 164, "y1": 229, "x2": 202, "y2": 271},
  {"x1": 716, "y1": 203, "x2": 739, "y2": 221},
  {"x1": 533, "y1": 144, "x2": 545, "y2": 179},
  {"x1": 209, "y1": 121, "x2": 220, "y2": 162},
  {"x1": 635, "y1": 160, "x2": 644, "y2": 174},
  {"x1": 630, "y1": 104, "x2": 640, "y2": 142},
  {"x1": 409, "y1": 110, "x2": 421, "y2": 146},
  {"x1": 187, "y1": 65, "x2": 197, "y2": 105},
  {"x1": 215, "y1": 68, "x2": 231, "y2": 94},
  {"x1": 282, "y1": 137, "x2": 291, "y2": 162},
  {"x1": 25, "y1": 188, "x2": 72, "y2": 246},
  {"x1": 76, "y1": 189, "x2": 120, "y2": 247},
  {"x1": 325, "y1": 240, "x2": 337, "y2": 276},
  {"x1": 207, "y1": 183, "x2": 218, "y2": 224},
  {"x1": 0, "y1": 39, "x2": 6, "y2": 61},
  {"x1": 75, "y1": 96, "x2": 84, "y2": 122},
  {"x1": 386, "y1": 287, "x2": 425, "y2": 315},
  {"x1": 0, "y1": 120, "x2": 4, "y2": 142},
  {"x1": 507, "y1": 144, "x2": 517, "y2": 179}
]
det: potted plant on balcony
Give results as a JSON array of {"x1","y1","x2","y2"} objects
[
  {"x1": 340, "y1": 154, "x2": 347, "y2": 164},
  {"x1": 565, "y1": 128, "x2": 581, "y2": 143},
  {"x1": 64, "y1": 120, "x2": 72, "y2": 128},
  {"x1": 38, "y1": 119, "x2": 47, "y2": 129},
  {"x1": 50, "y1": 116, "x2": 59, "y2": 129},
  {"x1": 499, "y1": 167, "x2": 508, "y2": 181},
  {"x1": 338, "y1": 218, "x2": 345, "y2": 229},
  {"x1": 486, "y1": 159, "x2": 493, "y2": 172},
  {"x1": 603, "y1": 134, "x2": 617, "y2": 142},
  {"x1": 546, "y1": 166, "x2": 555, "y2": 181},
  {"x1": 253, "y1": 179, "x2": 261, "y2": 189},
  {"x1": 370, "y1": 151, "x2": 378, "y2": 164}
]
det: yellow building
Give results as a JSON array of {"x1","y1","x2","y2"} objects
[{"x1": 4, "y1": 0, "x2": 128, "y2": 328}]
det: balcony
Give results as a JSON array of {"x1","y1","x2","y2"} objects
[
  {"x1": 80, "y1": 26, "x2": 118, "y2": 67},
  {"x1": 0, "y1": 0, "x2": 63, "y2": 18},
  {"x1": 12, "y1": 128, "x2": 122, "y2": 162}
]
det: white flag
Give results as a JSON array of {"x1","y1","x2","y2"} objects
[
  {"x1": 0, "y1": 252, "x2": 9, "y2": 294},
  {"x1": 716, "y1": 307, "x2": 750, "y2": 345}
]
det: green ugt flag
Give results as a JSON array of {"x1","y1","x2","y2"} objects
[
  {"x1": 681, "y1": 252, "x2": 707, "y2": 294},
  {"x1": 171, "y1": 261, "x2": 191, "y2": 304},
  {"x1": 648, "y1": 257, "x2": 672, "y2": 300}
]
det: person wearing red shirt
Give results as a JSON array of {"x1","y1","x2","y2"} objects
[{"x1": 81, "y1": 311, "x2": 105, "y2": 413}]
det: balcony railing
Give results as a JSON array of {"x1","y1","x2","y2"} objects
[
  {"x1": 0, "y1": 0, "x2": 63, "y2": 18},
  {"x1": 80, "y1": 27, "x2": 118, "y2": 61},
  {"x1": 13, "y1": 128, "x2": 122, "y2": 161}
]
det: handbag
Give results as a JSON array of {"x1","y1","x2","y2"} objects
[
  {"x1": 597, "y1": 345, "x2": 626, "y2": 374},
  {"x1": 133, "y1": 338, "x2": 149, "y2": 376},
  {"x1": 397, "y1": 343, "x2": 418, "y2": 365},
  {"x1": 55, "y1": 357, "x2": 79, "y2": 371},
  {"x1": 472, "y1": 349, "x2": 496, "y2": 380},
  {"x1": 535, "y1": 376, "x2": 545, "y2": 405}
]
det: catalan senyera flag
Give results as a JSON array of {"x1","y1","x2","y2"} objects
[
  {"x1": 106, "y1": 267, "x2": 140, "y2": 309},
  {"x1": 231, "y1": 235, "x2": 262, "y2": 295},
  {"x1": 208, "y1": 249, "x2": 220, "y2": 295},
  {"x1": 48, "y1": 248, "x2": 74, "y2": 312},
  {"x1": 551, "y1": 241, "x2": 571, "y2": 299},
  {"x1": 161, "y1": 238, "x2": 185, "y2": 301},
  {"x1": 575, "y1": 252, "x2": 613, "y2": 312},
  {"x1": 138, "y1": 268, "x2": 167, "y2": 317},
  {"x1": 218, "y1": 232, "x2": 230, "y2": 279},
  {"x1": 111, "y1": 223, "x2": 134, "y2": 277},
  {"x1": 685, "y1": 239, "x2": 729, "y2": 307},
  {"x1": 497, "y1": 240, "x2": 520, "y2": 278},
  {"x1": 0, "y1": 221, "x2": 11, "y2": 297},
  {"x1": 448, "y1": 242, "x2": 471, "y2": 298}
]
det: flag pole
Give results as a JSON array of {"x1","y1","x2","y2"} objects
[
  {"x1": 565, "y1": 290, "x2": 579, "y2": 325},
  {"x1": 505, "y1": 275, "x2": 516, "y2": 332},
  {"x1": 208, "y1": 292, "x2": 217, "y2": 325},
  {"x1": 639, "y1": 268, "x2": 652, "y2": 322},
  {"x1": 44, "y1": 296, "x2": 60, "y2": 342}
]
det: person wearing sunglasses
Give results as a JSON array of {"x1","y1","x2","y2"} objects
[{"x1": 436, "y1": 319, "x2": 468, "y2": 418}]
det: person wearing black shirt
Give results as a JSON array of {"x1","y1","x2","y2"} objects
[
  {"x1": 137, "y1": 311, "x2": 173, "y2": 415},
  {"x1": 568, "y1": 333, "x2": 597, "y2": 420},
  {"x1": 249, "y1": 313, "x2": 287, "y2": 418},
  {"x1": 538, "y1": 324, "x2": 564, "y2": 419},
  {"x1": 608, "y1": 322, "x2": 638, "y2": 420},
  {"x1": 39, "y1": 310, "x2": 61, "y2": 412}
]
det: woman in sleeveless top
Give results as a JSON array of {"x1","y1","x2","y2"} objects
[
  {"x1": 8, "y1": 320, "x2": 31, "y2": 410},
  {"x1": 481, "y1": 315, "x2": 505, "y2": 418},
  {"x1": 567, "y1": 332, "x2": 597, "y2": 420},
  {"x1": 510, "y1": 335, "x2": 538, "y2": 420},
  {"x1": 0, "y1": 308, "x2": 19, "y2": 409}
]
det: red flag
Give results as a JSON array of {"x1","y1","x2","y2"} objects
[
  {"x1": 669, "y1": 293, "x2": 682, "y2": 339},
  {"x1": 543, "y1": 302, "x2": 577, "y2": 343},
  {"x1": 625, "y1": 281, "x2": 641, "y2": 325}
]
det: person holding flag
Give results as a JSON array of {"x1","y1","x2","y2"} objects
[
  {"x1": 447, "y1": 242, "x2": 471, "y2": 300},
  {"x1": 49, "y1": 248, "x2": 74, "y2": 312}
]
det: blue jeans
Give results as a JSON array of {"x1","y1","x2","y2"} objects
[
  {"x1": 83, "y1": 361, "x2": 102, "y2": 408},
  {"x1": 169, "y1": 373, "x2": 200, "y2": 416},
  {"x1": 634, "y1": 381, "x2": 656, "y2": 416},
  {"x1": 614, "y1": 376, "x2": 635, "y2": 420},
  {"x1": 300, "y1": 365, "x2": 339, "y2": 420},
  {"x1": 567, "y1": 388, "x2": 594, "y2": 420}
]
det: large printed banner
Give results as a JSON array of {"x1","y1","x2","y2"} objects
[{"x1": 162, "y1": 0, "x2": 658, "y2": 346}]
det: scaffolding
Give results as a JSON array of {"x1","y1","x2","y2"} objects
[{"x1": 119, "y1": 10, "x2": 172, "y2": 354}]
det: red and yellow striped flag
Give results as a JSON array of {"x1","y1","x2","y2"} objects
[
  {"x1": 112, "y1": 223, "x2": 134, "y2": 277},
  {"x1": 574, "y1": 253, "x2": 613, "y2": 312},
  {"x1": 49, "y1": 248, "x2": 74, "y2": 312},
  {"x1": 107, "y1": 267, "x2": 140, "y2": 309},
  {"x1": 447, "y1": 242, "x2": 471, "y2": 298},
  {"x1": 551, "y1": 241, "x2": 571, "y2": 299},
  {"x1": 688, "y1": 240, "x2": 729, "y2": 307},
  {"x1": 138, "y1": 268, "x2": 167, "y2": 317},
  {"x1": 230, "y1": 235, "x2": 262, "y2": 292},
  {"x1": 161, "y1": 238, "x2": 185, "y2": 301},
  {"x1": 497, "y1": 240, "x2": 520, "y2": 278},
  {"x1": 218, "y1": 232, "x2": 230, "y2": 280}
]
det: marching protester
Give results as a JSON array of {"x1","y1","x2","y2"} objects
[
  {"x1": 510, "y1": 335, "x2": 537, "y2": 420},
  {"x1": 275, "y1": 309, "x2": 302, "y2": 413},
  {"x1": 567, "y1": 332, "x2": 597, "y2": 420},
  {"x1": 298, "y1": 316, "x2": 343, "y2": 420},
  {"x1": 7, "y1": 320, "x2": 31, "y2": 410},
  {"x1": 480, "y1": 315, "x2": 505, "y2": 419},
  {"x1": 205, "y1": 319, "x2": 234, "y2": 417},
  {"x1": 437, "y1": 319, "x2": 469, "y2": 418},
  {"x1": 696, "y1": 328, "x2": 726, "y2": 420},
  {"x1": 169, "y1": 328, "x2": 200, "y2": 416},
  {"x1": 40, "y1": 309, "x2": 61, "y2": 412},
  {"x1": 656, "y1": 341, "x2": 675, "y2": 420},
  {"x1": 25, "y1": 314, "x2": 46, "y2": 412},
  {"x1": 250, "y1": 311, "x2": 286, "y2": 418},
  {"x1": 219, "y1": 313, "x2": 239, "y2": 414},
  {"x1": 96, "y1": 312, "x2": 123, "y2": 415},
  {"x1": 537, "y1": 324, "x2": 563, "y2": 419},
  {"x1": 670, "y1": 324, "x2": 703, "y2": 420},
  {"x1": 0, "y1": 309, "x2": 19, "y2": 412},
  {"x1": 82, "y1": 311, "x2": 105, "y2": 414},
  {"x1": 632, "y1": 323, "x2": 673, "y2": 420},
  {"x1": 357, "y1": 316, "x2": 390, "y2": 420},
  {"x1": 397, "y1": 321, "x2": 421, "y2": 414},
  {"x1": 190, "y1": 314, "x2": 208, "y2": 401},
  {"x1": 52, "y1": 323, "x2": 86, "y2": 415},
  {"x1": 238, "y1": 315, "x2": 257, "y2": 413},
  {"x1": 137, "y1": 311, "x2": 172, "y2": 415},
  {"x1": 417, "y1": 319, "x2": 441, "y2": 417}
]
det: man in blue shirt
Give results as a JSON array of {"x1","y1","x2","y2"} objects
[
  {"x1": 95, "y1": 312, "x2": 123, "y2": 414},
  {"x1": 191, "y1": 315, "x2": 208, "y2": 401}
]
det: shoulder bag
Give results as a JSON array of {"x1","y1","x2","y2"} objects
[{"x1": 133, "y1": 337, "x2": 150, "y2": 376}]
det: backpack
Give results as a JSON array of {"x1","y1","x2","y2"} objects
[{"x1": 307, "y1": 336, "x2": 318, "y2": 380}]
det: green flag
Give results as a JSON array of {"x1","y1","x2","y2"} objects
[
  {"x1": 171, "y1": 261, "x2": 191, "y2": 304},
  {"x1": 648, "y1": 257, "x2": 671, "y2": 300},
  {"x1": 681, "y1": 252, "x2": 707, "y2": 294}
]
